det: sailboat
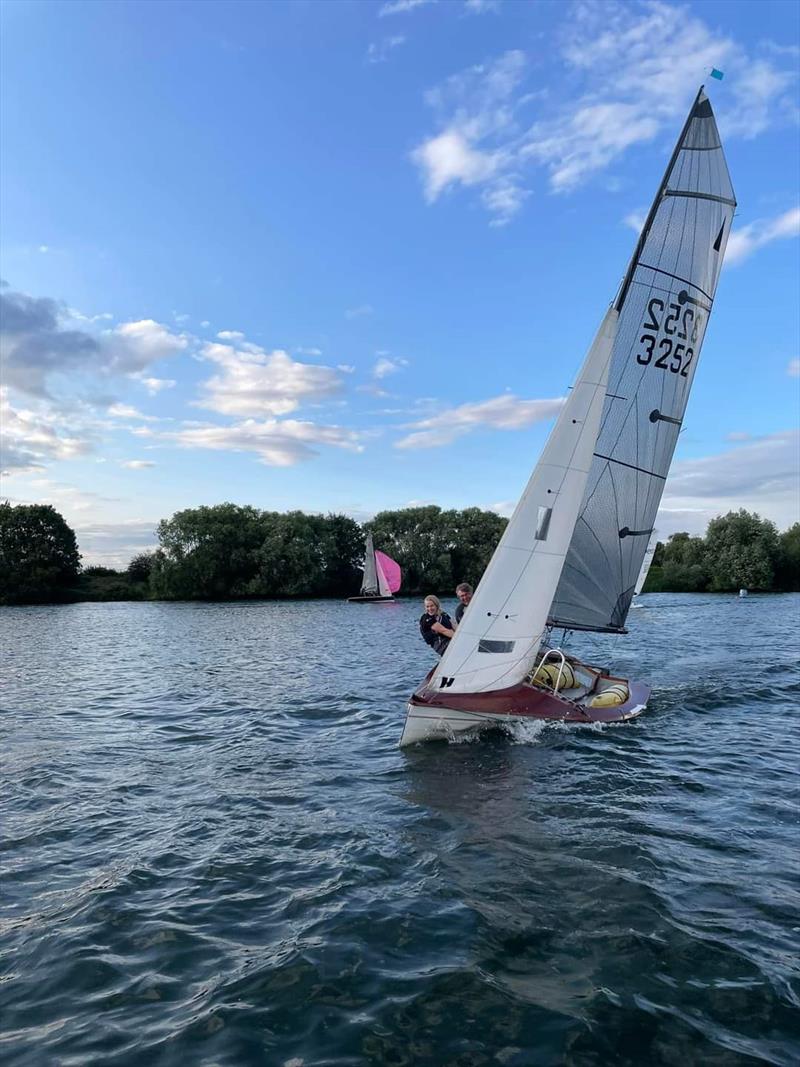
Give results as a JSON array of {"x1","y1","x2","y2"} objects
[
  {"x1": 348, "y1": 532, "x2": 402, "y2": 603},
  {"x1": 631, "y1": 529, "x2": 659, "y2": 605},
  {"x1": 400, "y1": 87, "x2": 735, "y2": 746}
]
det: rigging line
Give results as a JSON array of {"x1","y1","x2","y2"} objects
[
  {"x1": 593, "y1": 454, "x2": 667, "y2": 480},
  {"x1": 634, "y1": 267, "x2": 714, "y2": 303},
  {"x1": 663, "y1": 189, "x2": 737, "y2": 207}
]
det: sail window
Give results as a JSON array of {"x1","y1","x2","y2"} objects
[
  {"x1": 535, "y1": 506, "x2": 552, "y2": 541},
  {"x1": 478, "y1": 639, "x2": 515, "y2": 654}
]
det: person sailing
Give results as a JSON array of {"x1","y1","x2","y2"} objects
[
  {"x1": 428, "y1": 582, "x2": 473, "y2": 641},
  {"x1": 419, "y1": 595, "x2": 454, "y2": 657},
  {"x1": 454, "y1": 582, "x2": 473, "y2": 623}
]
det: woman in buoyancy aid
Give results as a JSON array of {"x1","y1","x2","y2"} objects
[{"x1": 419, "y1": 595, "x2": 453, "y2": 657}]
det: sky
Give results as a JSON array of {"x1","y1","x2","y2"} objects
[{"x1": 1, "y1": 0, "x2": 798, "y2": 567}]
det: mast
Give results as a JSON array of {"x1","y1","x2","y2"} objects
[{"x1": 614, "y1": 86, "x2": 705, "y2": 314}]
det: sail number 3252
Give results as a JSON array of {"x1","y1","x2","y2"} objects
[{"x1": 636, "y1": 297, "x2": 702, "y2": 376}]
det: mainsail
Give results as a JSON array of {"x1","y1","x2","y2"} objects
[
  {"x1": 548, "y1": 88, "x2": 735, "y2": 632},
  {"x1": 360, "y1": 533, "x2": 380, "y2": 596}
]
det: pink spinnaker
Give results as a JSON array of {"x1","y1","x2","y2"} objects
[{"x1": 375, "y1": 551, "x2": 402, "y2": 594}]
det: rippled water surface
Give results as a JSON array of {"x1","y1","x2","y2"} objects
[{"x1": 2, "y1": 594, "x2": 799, "y2": 1066}]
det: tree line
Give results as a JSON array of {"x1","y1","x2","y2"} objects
[{"x1": 1, "y1": 500, "x2": 798, "y2": 605}]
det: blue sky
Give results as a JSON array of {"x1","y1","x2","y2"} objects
[{"x1": 1, "y1": 0, "x2": 798, "y2": 566}]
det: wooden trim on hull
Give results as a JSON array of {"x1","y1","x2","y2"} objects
[{"x1": 399, "y1": 677, "x2": 651, "y2": 745}]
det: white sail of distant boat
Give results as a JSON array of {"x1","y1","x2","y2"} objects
[
  {"x1": 348, "y1": 533, "x2": 401, "y2": 603},
  {"x1": 634, "y1": 530, "x2": 659, "y2": 599},
  {"x1": 401, "y1": 86, "x2": 735, "y2": 745}
]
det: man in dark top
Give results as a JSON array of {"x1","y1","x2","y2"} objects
[{"x1": 454, "y1": 582, "x2": 473, "y2": 624}]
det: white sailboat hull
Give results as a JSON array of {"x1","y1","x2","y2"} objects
[{"x1": 399, "y1": 664, "x2": 650, "y2": 747}]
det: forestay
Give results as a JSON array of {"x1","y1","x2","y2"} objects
[
  {"x1": 426, "y1": 308, "x2": 619, "y2": 695},
  {"x1": 548, "y1": 89, "x2": 736, "y2": 633}
]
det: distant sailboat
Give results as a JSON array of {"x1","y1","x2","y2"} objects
[
  {"x1": 401, "y1": 87, "x2": 735, "y2": 745},
  {"x1": 632, "y1": 530, "x2": 659, "y2": 605},
  {"x1": 348, "y1": 533, "x2": 401, "y2": 603}
]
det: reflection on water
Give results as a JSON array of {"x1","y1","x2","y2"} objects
[{"x1": 1, "y1": 595, "x2": 799, "y2": 1066}]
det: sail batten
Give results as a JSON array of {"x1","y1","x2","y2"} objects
[{"x1": 549, "y1": 88, "x2": 735, "y2": 634}]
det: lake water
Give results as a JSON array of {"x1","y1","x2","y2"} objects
[{"x1": 1, "y1": 594, "x2": 799, "y2": 1066}]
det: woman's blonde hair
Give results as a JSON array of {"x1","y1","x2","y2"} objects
[{"x1": 424, "y1": 594, "x2": 442, "y2": 613}]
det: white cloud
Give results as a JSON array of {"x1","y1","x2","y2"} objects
[
  {"x1": 75, "y1": 519, "x2": 158, "y2": 569},
  {"x1": 0, "y1": 389, "x2": 92, "y2": 474},
  {"x1": 217, "y1": 329, "x2": 245, "y2": 341},
  {"x1": 659, "y1": 430, "x2": 800, "y2": 535},
  {"x1": 367, "y1": 35, "x2": 406, "y2": 64},
  {"x1": 788, "y1": 359, "x2": 800, "y2": 378},
  {"x1": 297, "y1": 346, "x2": 323, "y2": 356},
  {"x1": 137, "y1": 376, "x2": 176, "y2": 394},
  {"x1": 167, "y1": 418, "x2": 363, "y2": 467},
  {"x1": 725, "y1": 431, "x2": 753, "y2": 442},
  {"x1": 379, "y1": 0, "x2": 433, "y2": 15},
  {"x1": 374, "y1": 356, "x2": 408, "y2": 379},
  {"x1": 396, "y1": 392, "x2": 564, "y2": 448},
  {"x1": 623, "y1": 210, "x2": 646, "y2": 233},
  {"x1": 5, "y1": 479, "x2": 119, "y2": 518},
  {"x1": 107, "y1": 403, "x2": 161, "y2": 422},
  {"x1": 195, "y1": 341, "x2": 344, "y2": 417},
  {"x1": 410, "y1": 2, "x2": 797, "y2": 220},
  {"x1": 121, "y1": 460, "x2": 156, "y2": 469},
  {"x1": 66, "y1": 307, "x2": 114, "y2": 324},
  {"x1": 411, "y1": 51, "x2": 527, "y2": 223},
  {"x1": 104, "y1": 319, "x2": 188, "y2": 374},
  {"x1": 725, "y1": 207, "x2": 800, "y2": 265},
  {"x1": 345, "y1": 304, "x2": 374, "y2": 319},
  {"x1": 337, "y1": 363, "x2": 356, "y2": 374},
  {"x1": 465, "y1": 0, "x2": 499, "y2": 12},
  {"x1": 523, "y1": 100, "x2": 660, "y2": 193},
  {"x1": 412, "y1": 129, "x2": 499, "y2": 201}
]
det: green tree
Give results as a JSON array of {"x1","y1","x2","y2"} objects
[
  {"x1": 318, "y1": 513, "x2": 363, "y2": 596},
  {"x1": 126, "y1": 552, "x2": 156, "y2": 584},
  {"x1": 151, "y1": 503, "x2": 264, "y2": 598},
  {"x1": 444, "y1": 506, "x2": 507, "y2": 589},
  {"x1": 367, "y1": 506, "x2": 454, "y2": 594},
  {"x1": 0, "y1": 502, "x2": 81, "y2": 604},
  {"x1": 704, "y1": 510, "x2": 781, "y2": 592},
  {"x1": 775, "y1": 522, "x2": 800, "y2": 591},
  {"x1": 658, "y1": 531, "x2": 709, "y2": 592},
  {"x1": 245, "y1": 511, "x2": 329, "y2": 596}
]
